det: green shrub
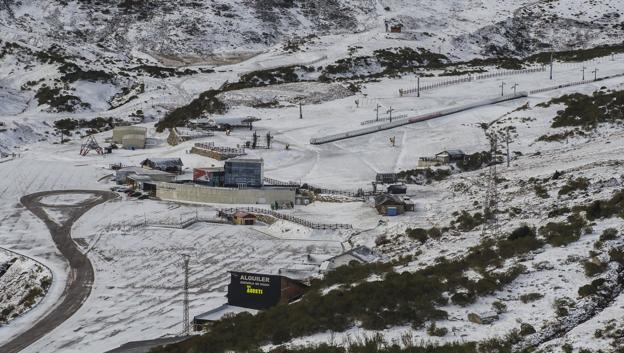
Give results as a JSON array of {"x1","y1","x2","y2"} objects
[
  {"x1": 452, "y1": 211, "x2": 484, "y2": 232},
  {"x1": 40, "y1": 276, "x2": 52, "y2": 290},
  {"x1": 519, "y1": 292, "x2": 543, "y2": 304},
  {"x1": 537, "y1": 129, "x2": 584, "y2": 142},
  {"x1": 609, "y1": 248, "x2": 624, "y2": 265},
  {"x1": 397, "y1": 168, "x2": 451, "y2": 184},
  {"x1": 156, "y1": 88, "x2": 227, "y2": 131},
  {"x1": 428, "y1": 227, "x2": 442, "y2": 239},
  {"x1": 406, "y1": 228, "x2": 428, "y2": 244},
  {"x1": 18, "y1": 287, "x2": 43, "y2": 308},
  {"x1": 578, "y1": 278, "x2": 606, "y2": 297},
  {"x1": 539, "y1": 213, "x2": 587, "y2": 246},
  {"x1": 456, "y1": 151, "x2": 494, "y2": 172},
  {"x1": 558, "y1": 177, "x2": 590, "y2": 195},
  {"x1": 519, "y1": 323, "x2": 536, "y2": 336},
  {"x1": 498, "y1": 225, "x2": 543, "y2": 258},
  {"x1": 542, "y1": 90, "x2": 624, "y2": 129},
  {"x1": 35, "y1": 86, "x2": 89, "y2": 112},
  {"x1": 599, "y1": 228, "x2": 618, "y2": 242},
  {"x1": 427, "y1": 322, "x2": 448, "y2": 337},
  {"x1": 534, "y1": 184, "x2": 549, "y2": 198},
  {"x1": 548, "y1": 207, "x2": 571, "y2": 218},
  {"x1": 492, "y1": 301, "x2": 507, "y2": 314},
  {"x1": 583, "y1": 260, "x2": 608, "y2": 277},
  {"x1": 554, "y1": 297, "x2": 575, "y2": 317},
  {"x1": 527, "y1": 44, "x2": 624, "y2": 64},
  {"x1": 584, "y1": 190, "x2": 624, "y2": 220},
  {"x1": 451, "y1": 292, "x2": 475, "y2": 307}
]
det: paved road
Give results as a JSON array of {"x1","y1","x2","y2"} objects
[
  {"x1": 0, "y1": 190, "x2": 117, "y2": 353},
  {"x1": 105, "y1": 337, "x2": 188, "y2": 353}
]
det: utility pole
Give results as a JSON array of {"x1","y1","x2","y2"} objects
[
  {"x1": 417, "y1": 75, "x2": 420, "y2": 97},
  {"x1": 505, "y1": 128, "x2": 511, "y2": 167},
  {"x1": 549, "y1": 51, "x2": 554, "y2": 80},
  {"x1": 299, "y1": 102, "x2": 303, "y2": 119},
  {"x1": 511, "y1": 83, "x2": 519, "y2": 95},
  {"x1": 387, "y1": 107, "x2": 394, "y2": 122},
  {"x1": 592, "y1": 68, "x2": 598, "y2": 81},
  {"x1": 500, "y1": 82, "x2": 506, "y2": 96},
  {"x1": 482, "y1": 133, "x2": 500, "y2": 239},
  {"x1": 182, "y1": 254, "x2": 190, "y2": 336},
  {"x1": 375, "y1": 103, "x2": 380, "y2": 121},
  {"x1": 582, "y1": 66, "x2": 586, "y2": 81}
]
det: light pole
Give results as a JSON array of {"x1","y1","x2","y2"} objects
[
  {"x1": 417, "y1": 75, "x2": 420, "y2": 97},
  {"x1": 500, "y1": 82, "x2": 506, "y2": 96},
  {"x1": 387, "y1": 107, "x2": 394, "y2": 122},
  {"x1": 582, "y1": 66, "x2": 586, "y2": 81},
  {"x1": 549, "y1": 51, "x2": 554, "y2": 80},
  {"x1": 592, "y1": 68, "x2": 598, "y2": 81},
  {"x1": 511, "y1": 83, "x2": 519, "y2": 95},
  {"x1": 375, "y1": 103, "x2": 380, "y2": 121}
]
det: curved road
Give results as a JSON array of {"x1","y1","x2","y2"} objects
[{"x1": 0, "y1": 190, "x2": 117, "y2": 353}]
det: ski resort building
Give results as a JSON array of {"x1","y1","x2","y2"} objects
[
  {"x1": 435, "y1": 150, "x2": 466, "y2": 163},
  {"x1": 320, "y1": 246, "x2": 381, "y2": 272},
  {"x1": 373, "y1": 194, "x2": 414, "y2": 216},
  {"x1": 193, "y1": 167, "x2": 225, "y2": 186},
  {"x1": 224, "y1": 158, "x2": 263, "y2": 187},
  {"x1": 115, "y1": 167, "x2": 177, "y2": 185},
  {"x1": 233, "y1": 211, "x2": 256, "y2": 225},
  {"x1": 193, "y1": 304, "x2": 257, "y2": 331},
  {"x1": 112, "y1": 126, "x2": 147, "y2": 149},
  {"x1": 155, "y1": 182, "x2": 295, "y2": 205}
]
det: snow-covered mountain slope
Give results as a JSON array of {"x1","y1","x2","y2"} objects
[{"x1": 1, "y1": 0, "x2": 623, "y2": 64}]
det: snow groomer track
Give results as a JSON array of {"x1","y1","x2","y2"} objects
[{"x1": 309, "y1": 92, "x2": 529, "y2": 145}]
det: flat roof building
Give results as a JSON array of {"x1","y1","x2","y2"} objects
[{"x1": 224, "y1": 158, "x2": 263, "y2": 188}]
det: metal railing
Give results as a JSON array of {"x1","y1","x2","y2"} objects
[
  {"x1": 218, "y1": 207, "x2": 353, "y2": 230},
  {"x1": 399, "y1": 67, "x2": 546, "y2": 96}
]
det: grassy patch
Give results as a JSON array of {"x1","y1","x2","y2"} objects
[
  {"x1": 130, "y1": 65, "x2": 201, "y2": 78},
  {"x1": 35, "y1": 86, "x2": 90, "y2": 112},
  {"x1": 537, "y1": 129, "x2": 586, "y2": 143},
  {"x1": 527, "y1": 43, "x2": 624, "y2": 64},
  {"x1": 539, "y1": 90, "x2": 624, "y2": 129}
]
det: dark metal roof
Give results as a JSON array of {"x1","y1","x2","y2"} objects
[
  {"x1": 374, "y1": 193, "x2": 406, "y2": 206},
  {"x1": 141, "y1": 158, "x2": 184, "y2": 168}
]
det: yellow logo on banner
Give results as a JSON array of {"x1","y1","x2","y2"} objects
[{"x1": 246, "y1": 285, "x2": 264, "y2": 295}]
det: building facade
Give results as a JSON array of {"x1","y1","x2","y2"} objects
[
  {"x1": 155, "y1": 182, "x2": 295, "y2": 205},
  {"x1": 224, "y1": 158, "x2": 263, "y2": 187}
]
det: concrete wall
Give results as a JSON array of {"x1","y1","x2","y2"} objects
[{"x1": 156, "y1": 182, "x2": 295, "y2": 205}]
